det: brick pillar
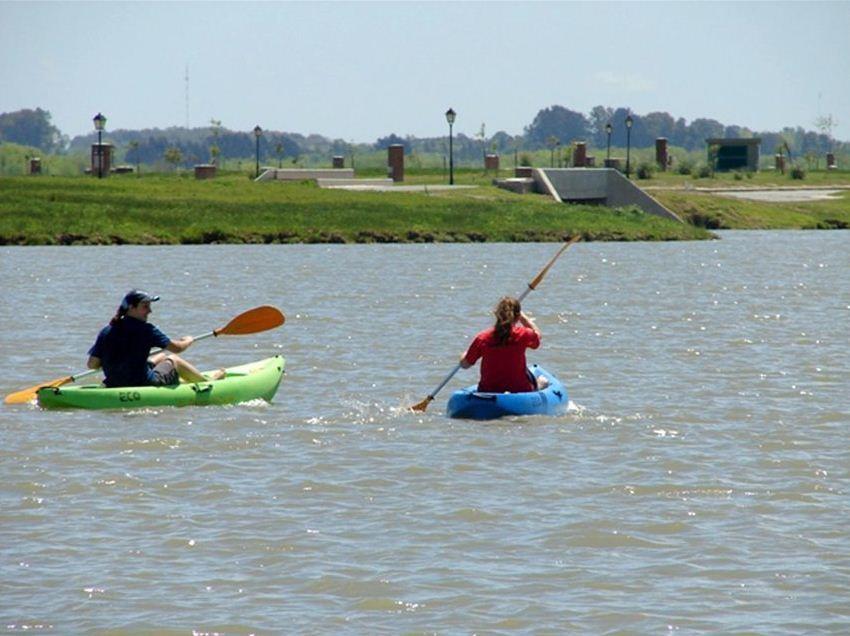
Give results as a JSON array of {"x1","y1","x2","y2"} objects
[
  {"x1": 826, "y1": 152, "x2": 836, "y2": 169},
  {"x1": 388, "y1": 144, "x2": 404, "y2": 182},
  {"x1": 194, "y1": 164, "x2": 217, "y2": 179},
  {"x1": 655, "y1": 138, "x2": 668, "y2": 171},
  {"x1": 29, "y1": 158, "x2": 42, "y2": 174},
  {"x1": 332, "y1": 156, "x2": 345, "y2": 168},
  {"x1": 775, "y1": 154, "x2": 785, "y2": 174},
  {"x1": 573, "y1": 142, "x2": 587, "y2": 167},
  {"x1": 91, "y1": 143, "x2": 112, "y2": 176},
  {"x1": 484, "y1": 154, "x2": 499, "y2": 170}
]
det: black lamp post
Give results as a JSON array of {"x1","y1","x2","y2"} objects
[
  {"x1": 253, "y1": 125, "x2": 262, "y2": 178},
  {"x1": 93, "y1": 112, "x2": 107, "y2": 178},
  {"x1": 605, "y1": 122, "x2": 613, "y2": 161},
  {"x1": 445, "y1": 108, "x2": 456, "y2": 185},
  {"x1": 625, "y1": 115, "x2": 633, "y2": 178}
]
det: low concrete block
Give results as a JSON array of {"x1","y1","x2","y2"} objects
[
  {"x1": 318, "y1": 178, "x2": 394, "y2": 188},
  {"x1": 494, "y1": 178, "x2": 535, "y2": 195},
  {"x1": 260, "y1": 168, "x2": 356, "y2": 182}
]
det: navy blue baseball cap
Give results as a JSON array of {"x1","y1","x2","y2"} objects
[{"x1": 120, "y1": 289, "x2": 160, "y2": 310}]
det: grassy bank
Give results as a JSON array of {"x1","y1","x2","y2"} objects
[
  {"x1": 654, "y1": 190, "x2": 850, "y2": 229},
  {"x1": 0, "y1": 173, "x2": 710, "y2": 245}
]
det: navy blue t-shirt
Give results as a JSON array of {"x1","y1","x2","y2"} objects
[{"x1": 88, "y1": 317, "x2": 171, "y2": 387}]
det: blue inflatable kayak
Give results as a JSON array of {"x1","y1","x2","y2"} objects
[{"x1": 446, "y1": 364, "x2": 568, "y2": 420}]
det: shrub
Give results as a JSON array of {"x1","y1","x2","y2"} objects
[
  {"x1": 519, "y1": 153, "x2": 533, "y2": 167},
  {"x1": 693, "y1": 165, "x2": 713, "y2": 179},
  {"x1": 635, "y1": 162, "x2": 654, "y2": 179},
  {"x1": 733, "y1": 171, "x2": 744, "y2": 181},
  {"x1": 677, "y1": 162, "x2": 693, "y2": 175},
  {"x1": 790, "y1": 165, "x2": 805, "y2": 180},
  {"x1": 745, "y1": 171, "x2": 754, "y2": 179}
]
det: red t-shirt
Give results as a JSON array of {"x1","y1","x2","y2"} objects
[{"x1": 463, "y1": 325, "x2": 540, "y2": 393}]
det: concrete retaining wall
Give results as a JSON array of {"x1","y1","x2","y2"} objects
[{"x1": 535, "y1": 168, "x2": 682, "y2": 223}]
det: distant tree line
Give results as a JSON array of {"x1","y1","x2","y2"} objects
[
  {"x1": 1, "y1": 105, "x2": 844, "y2": 166},
  {"x1": 0, "y1": 108, "x2": 66, "y2": 153}
]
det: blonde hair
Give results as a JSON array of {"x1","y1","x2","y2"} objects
[{"x1": 493, "y1": 296, "x2": 521, "y2": 344}]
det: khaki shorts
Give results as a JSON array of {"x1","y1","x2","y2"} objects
[{"x1": 149, "y1": 359, "x2": 179, "y2": 386}]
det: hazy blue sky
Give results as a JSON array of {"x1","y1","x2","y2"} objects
[{"x1": 2, "y1": 1, "x2": 848, "y2": 142}]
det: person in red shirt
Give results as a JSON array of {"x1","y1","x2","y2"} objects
[{"x1": 459, "y1": 296, "x2": 549, "y2": 393}]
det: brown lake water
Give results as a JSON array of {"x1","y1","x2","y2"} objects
[{"x1": 1, "y1": 231, "x2": 848, "y2": 633}]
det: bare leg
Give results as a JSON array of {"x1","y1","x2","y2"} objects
[
  {"x1": 536, "y1": 375, "x2": 550, "y2": 390},
  {"x1": 148, "y1": 351, "x2": 169, "y2": 366},
  {"x1": 166, "y1": 354, "x2": 224, "y2": 382}
]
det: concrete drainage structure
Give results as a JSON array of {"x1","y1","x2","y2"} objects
[{"x1": 497, "y1": 168, "x2": 682, "y2": 223}]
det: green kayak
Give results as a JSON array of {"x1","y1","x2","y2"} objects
[{"x1": 37, "y1": 355, "x2": 284, "y2": 410}]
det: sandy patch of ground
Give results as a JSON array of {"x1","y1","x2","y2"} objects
[{"x1": 711, "y1": 189, "x2": 847, "y2": 202}]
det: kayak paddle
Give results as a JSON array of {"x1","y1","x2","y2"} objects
[
  {"x1": 4, "y1": 305, "x2": 285, "y2": 405},
  {"x1": 410, "y1": 236, "x2": 580, "y2": 413}
]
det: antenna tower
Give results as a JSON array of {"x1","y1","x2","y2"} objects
[{"x1": 184, "y1": 64, "x2": 190, "y2": 129}]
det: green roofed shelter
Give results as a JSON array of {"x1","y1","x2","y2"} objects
[{"x1": 706, "y1": 137, "x2": 761, "y2": 172}]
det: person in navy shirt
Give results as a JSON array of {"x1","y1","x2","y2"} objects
[{"x1": 87, "y1": 290, "x2": 224, "y2": 388}]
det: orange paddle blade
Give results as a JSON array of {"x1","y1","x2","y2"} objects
[
  {"x1": 409, "y1": 396, "x2": 434, "y2": 413},
  {"x1": 215, "y1": 305, "x2": 285, "y2": 336},
  {"x1": 4, "y1": 375, "x2": 74, "y2": 405}
]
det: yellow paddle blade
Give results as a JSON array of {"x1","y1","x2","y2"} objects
[
  {"x1": 4, "y1": 375, "x2": 74, "y2": 405},
  {"x1": 409, "y1": 396, "x2": 434, "y2": 413}
]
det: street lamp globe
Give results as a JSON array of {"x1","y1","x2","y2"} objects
[{"x1": 445, "y1": 108, "x2": 456, "y2": 125}]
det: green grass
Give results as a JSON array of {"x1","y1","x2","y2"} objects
[
  {"x1": 654, "y1": 190, "x2": 850, "y2": 229},
  {"x1": 0, "y1": 173, "x2": 710, "y2": 245},
  {"x1": 640, "y1": 168, "x2": 850, "y2": 188}
]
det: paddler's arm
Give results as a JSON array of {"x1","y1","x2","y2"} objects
[
  {"x1": 166, "y1": 336, "x2": 194, "y2": 353},
  {"x1": 518, "y1": 311, "x2": 541, "y2": 337}
]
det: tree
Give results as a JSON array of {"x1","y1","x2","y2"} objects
[
  {"x1": 164, "y1": 147, "x2": 183, "y2": 171},
  {"x1": 373, "y1": 133, "x2": 409, "y2": 151},
  {"x1": 588, "y1": 105, "x2": 614, "y2": 148},
  {"x1": 640, "y1": 111, "x2": 676, "y2": 145},
  {"x1": 814, "y1": 114, "x2": 837, "y2": 150},
  {"x1": 128, "y1": 140, "x2": 140, "y2": 176},
  {"x1": 524, "y1": 106, "x2": 590, "y2": 149},
  {"x1": 0, "y1": 108, "x2": 64, "y2": 152},
  {"x1": 476, "y1": 122, "x2": 487, "y2": 164},
  {"x1": 686, "y1": 118, "x2": 725, "y2": 150},
  {"x1": 209, "y1": 119, "x2": 222, "y2": 165},
  {"x1": 546, "y1": 135, "x2": 560, "y2": 167},
  {"x1": 275, "y1": 141, "x2": 285, "y2": 168}
]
